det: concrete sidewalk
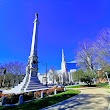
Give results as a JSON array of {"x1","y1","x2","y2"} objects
[{"x1": 41, "y1": 87, "x2": 110, "y2": 110}]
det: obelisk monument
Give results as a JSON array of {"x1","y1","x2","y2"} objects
[
  {"x1": 3, "y1": 13, "x2": 48, "y2": 94},
  {"x1": 28, "y1": 13, "x2": 39, "y2": 77}
]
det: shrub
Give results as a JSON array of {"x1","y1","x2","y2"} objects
[
  {"x1": 1, "y1": 92, "x2": 35, "y2": 104},
  {"x1": 52, "y1": 86, "x2": 57, "y2": 90},
  {"x1": 40, "y1": 90, "x2": 47, "y2": 97},
  {"x1": 56, "y1": 87, "x2": 64, "y2": 93},
  {"x1": 0, "y1": 93, "x2": 8, "y2": 98},
  {"x1": 0, "y1": 87, "x2": 65, "y2": 104},
  {"x1": 46, "y1": 89, "x2": 54, "y2": 95},
  {"x1": 22, "y1": 92, "x2": 33, "y2": 101},
  {"x1": 6, "y1": 94, "x2": 19, "y2": 104},
  {"x1": 34, "y1": 91, "x2": 41, "y2": 98},
  {"x1": 27, "y1": 92, "x2": 34, "y2": 99},
  {"x1": 0, "y1": 92, "x2": 2, "y2": 98}
]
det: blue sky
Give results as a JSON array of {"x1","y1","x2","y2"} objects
[{"x1": 0, "y1": 0, "x2": 110, "y2": 72}]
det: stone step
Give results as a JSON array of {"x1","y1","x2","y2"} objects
[
  {"x1": 27, "y1": 84, "x2": 44, "y2": 86},
  {"x1": 30, "y1": 77, "x2": 39, "y2": 78},
  {"x1": 29, "y1": 79, "x2": 40, "y2": 81},
  {"x1": 26, "y1": 87, "x2": 47, "y2": 90},
  {"x1": 30, "y1": 78, "x2": 40, "y2": 80},
  {"x1": 30, "y1": 79, "x2": 40, "y2": 81},
  {"x1": 24, "y1": 88, "x2": 49, "y2": 92},
  {"x1": 28, "y1": 82, "x2": 40, "y2": 84},
  {"x1": 27, "y1": 86, "x2": 46, "y2": 89},
  {"x1": 28, "y1": 82, "x2": 42, "y2": 85},
  {"x1": 27, "y1": 84, "x2": 42, "y2": 87},
  {"x1": 27, "y1": 86, "x2": 47, "y2": 88},
  {"x1": 26, "y1": 85, "x2": 47, "y2": 88}
]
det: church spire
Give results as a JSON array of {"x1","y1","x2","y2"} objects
[
  {"x1": 30, "y1": 13, "x2": 39, "y2": 56},
  {"x1": 61, "y1": 49, "x2": 68, "y2": 84},
  {"x1": 62, "y1": 49, "x2": 65, "y2": 63},
  {"x1": 61, "y1": 49, "x2": 67, "y2": 72}
]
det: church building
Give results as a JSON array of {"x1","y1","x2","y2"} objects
[{"x1": 38, "y1": 49, "x2": 79, "y2": 85}]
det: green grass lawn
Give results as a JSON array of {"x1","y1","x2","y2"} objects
[
  {"x1": 0, "y1": 90, "x2": 80, "y2": 110},
  {"x1": 66, "y1": 82, "x2": 110, "y2": 89},
  {"x1": 66, "y1": 85, "x2": 86, "y2": 88},
  {"x1": 95, "y1": 82, "x2": 110, "y2": 88}
]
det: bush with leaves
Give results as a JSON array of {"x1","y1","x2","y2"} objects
[
  {"x1": 34, "y1": 91, "x2": 41, "y2": 99},
  {"x1": 6, "y1": 93, "x2": 19, "y2": 104},
  {"x1": 73, "y1": 69, "x2": 97, "y2": 85}
]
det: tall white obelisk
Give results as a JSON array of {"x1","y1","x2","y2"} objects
[
  {"x1": 3, "y1": 13, "x2": 48, "y2": 94},
  {"x1": 29, "y1": 13, "x2": 39, "y2": 77},
  {"x1": 23, "y1": 13, "x2": 48, "y2": 92}
]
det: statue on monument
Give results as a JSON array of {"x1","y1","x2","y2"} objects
[{"x1": 35, "y1": 13, "x2": 38, "y2": 19}]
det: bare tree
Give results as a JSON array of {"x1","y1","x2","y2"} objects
[
  {"x1": 76, "y1": 41, "x2": 96, "y2": 71},
  {"x1": 0, "y1": 61, "x2": 26, "y2": 88},
  {"x1": 5, "y1": 73, "x2": 14, "y2": 88},
  {"x1": 0, "y1": 68, "x2": 6, "y2": 87},
  {"x1": 48, "y1": 68, "x2": 59, "y2": 84},
  {"x1": 3, "y1": 61, "x2": 26, "y2": 75},
  {"x1": 48, "y1": 69, "x2": 55, "y2": 84},
  {"x1": 93, "y1": 28, "x2": 110, "y2": 68},
  {"x1": 0, "y1": 75, "x2": 3, "y2": 88},
  {"x1": 75, "y1": 28, "x2": 110, "y2": 84},
  {"x1": 54, "y1": 73, "x2": 59, "y2": 84}
]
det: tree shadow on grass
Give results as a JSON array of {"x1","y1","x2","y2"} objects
[{"x1": 42, "y1": 94, "x2": 109, "y2": 110}]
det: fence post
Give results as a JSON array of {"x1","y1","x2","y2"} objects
[
  {"x1": 1, "y1": 96, "x2": 6, "y2": 105},
  {"x1": 41, "y1": 91, "x2": 44, "y2": 98},
  {"x1": 54, "y1": 89, "x2": 57, "y2": 95},
  {"x1": 18, "y1": 95, "x2": 24, "y2": 104},
  {"x1": 64, "y1": 87, "x2": 66, "y2": 91}
]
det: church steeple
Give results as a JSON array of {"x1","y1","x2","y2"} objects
[
  {"x1": 30, "y1": 13, "x2": 39, "y2": 56},
  {"x1": 61, "y1": 49, "x2": 66, "y2": 72},
  {"x1": 61, "y1": 49, "x2": 69, "y2": 84},
  {"x1": 62, "y1": 49, "x2": 65, "y2": 63}
]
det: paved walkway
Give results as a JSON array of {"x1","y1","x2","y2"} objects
[{"x1": 41, "y1": 87, "x2": 110, "y2": 110}]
